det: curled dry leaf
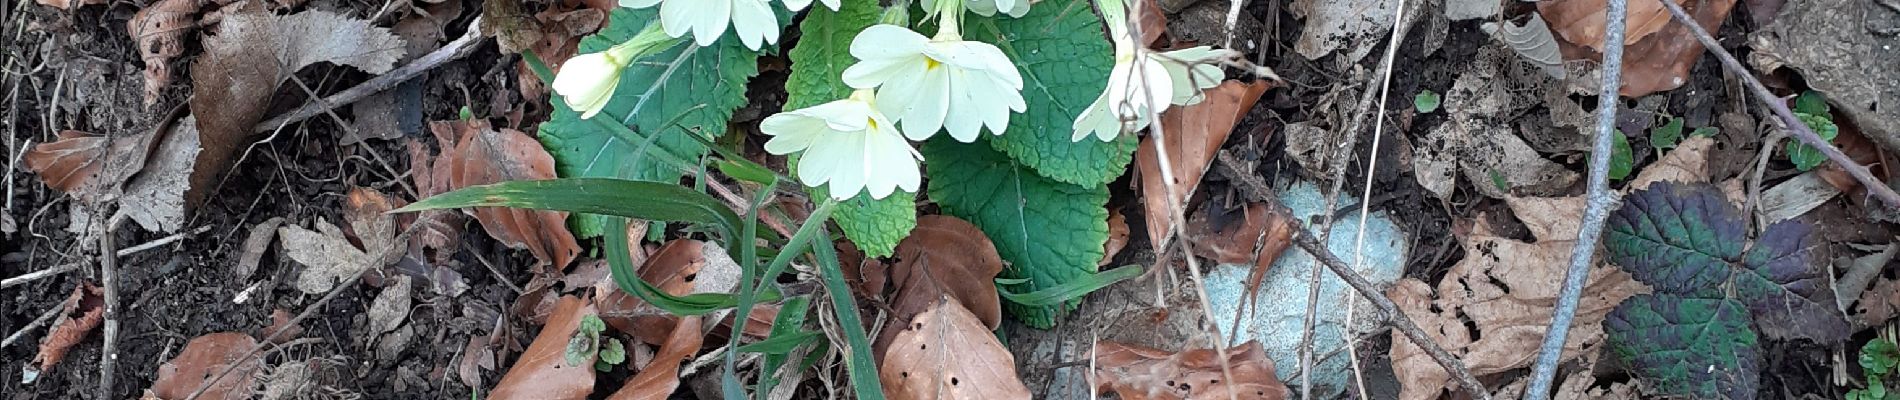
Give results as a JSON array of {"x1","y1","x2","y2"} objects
[
  {"x1": 879, "y1": 297, "x2": 1031, "y2": 400},
  {"x1": 146, "y1": 332, "x2": 261, "y2": 400},
  {"x1": 259, "y1": 308, "x2": 302, "y2": 344},
  {"x1": 23, "y1": 130, "x2": 162, "y2": 203},
  {"x1": 1091, "y1": 340, "x2": 1289, "y2": 400},
  {"x1": 1629, "y1": 136, "x2": 1714, "y2": 190},
  {"x1": 1539, "y1": 0, "x2": 1738, "y2": 96},
  {"x1": 1185, "y1": 202, "x2": 1292, "y2": 266},
  {"x1": 421, "y1": 119, "x2": 580, "y2": 272},
  {"x1": 405, "y1": 135, "x2": 464, "y2": 264},
  {"x1": 877, "y1": 215, "x2": 1005, "y2": 360},
  {"x1": 188, "y1": 10, "x2": 403, "y2": 208},
  {"x1": 1387, "y1": 196, "x2": 1648, "y2": 400},
  {"x1": 27, "y1": 281, "x2": 104, "y2": 381},
  {"x1": 490, "y1": 295, "x2": 597, "y2": 400},
  {"x1": 36, "y1": 0, "x2": 104, "y2": 9},
  {"x1": 606, "y1": 315, "x2": 704, "y2": 400},
  {"x1": 128, "y1": 0, "x2": 204, "y2": 106},
  {"x1": 279, "y1": 187, "x2": 399, "y2": 294},
  {"x1": 1140, "y1": 81, "x2": 1270, "y2": 252},
  {"x1": 1102, "y1": 208, "x2": 1131, "y2": 266},
  {"x1": 458, "y1": 336, "x2": 496, "y2": 390}
]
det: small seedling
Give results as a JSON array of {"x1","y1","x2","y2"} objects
[
  {"x1": 1786, "y1": 91, "x2": 1841, "y2": 171},
  {"x1": 1609, "y1": 131, "x2": 1633, "y2": 181},
  {"x1": 565, "y1": 315, "x2": 626, "y2": 371},
  {"x1": 1650, "y1": 117, "x2": 1684, "y2": 151},
  {"x1": 1851, "y1": 328, "x2": 1900, "y2": 400},
  {"x1": 1414, "y1": 89, "x2": 1441, "y2": 113}
]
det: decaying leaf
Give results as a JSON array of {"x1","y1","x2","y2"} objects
[
  {"x1": 459, "y1": 336, "x2": 496, "y2": 390},
  {"x1": 36, "y1": 0, "x2": 104, "y2": 9},
  {"x1": 1482, "y1": 13, "x2": 1566, "y2": 78},
  {"x1": 128, "y1": 0, "x2": 206, "y2": 105},
  {"x1": 880, "y1": 297, "x2": 1031, "y2": 400},
  {"x1": 23, "y1": 130, "x2": 162, "y2": 203},
  {"x1": 606, "y1": 315, "x2": 704, "y2": 400},
  {"x1": 1751, "y1": 0, "x2": 1900, "y2": 155},
  {"x1": 1102, "y1": 208, "x2": 1131, "y2": 266},
  {"x1": 1540, "y1": 0, "x2": 1739, "y2": 96},
  {"x1": 1185, "y1": 202, "x2": 1294, "y2": 266},
  {"x1": 259, "y1": 308, "x2": 302, "y2": 344},
  {"x1": 146, "y1": 332, "x2": 261, "y2": 400},
  {"x1": 1388, "y1": 196, "x2": 1648, "y2": 400},
  {"x1": 405, "y1": 133, "x2": 465, "y2": 264},
  {"x1": 188, "y1": 10, "x2": 404, "y2": 208},
  {"x1": 1859, "y1": 275, "x2": 1900, "y2": 326},
  {"x1": 279, "y1": 187, "x2": 399, "y2": 294},
  {"x1": 516, "y1": 1, "x2": 608, "y2": 101},
  {"x1": 419, "y1": 119, "x2": 579, "y2": 271},
  {"x1": 234, "y1": 217, "x2": 285, "y2": 279},
  {"x1": 26, "y1": 282, "x2": 104, "y2": 382},
  {"x1": 1139, "y1": 81, "x2": 1270, "y2": 252},
  {"x1": 1092, "y1": 340, "x2": 1289, "y2": 400},
  {"x1": 877, "y1": 215, "x2": 1006, "y2": 360},
  {"x1": 1630, "y1": 136, "x2": 1714, "y2": 189},
  {"x1": 368, "y1": 276, "x2": 413, "y2": 336},
  {"x1": 116, "y1": 115, "x2": 202, "y2": 233},
  {"x1": 596, "y1": 240, "x2": 708, "y2": 345},
  {"x1": 491, "y1": 295, "x2": 598, "y2": 400},
  {"x1": 1291, "y1": 0, "x2": 1408, "y2": 61}
]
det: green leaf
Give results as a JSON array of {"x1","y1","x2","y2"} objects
[
  {"x1": 1603, "y1": 294, "x2": 1759, "y2": 399},
  {"x1": 997, "y1": 265, "x2": 1142, "y2": 306},
  {"x1": 966, "y1": 5, "x2": 1134, "y2": 186},
  {"x1": 538, "y1": 7, "x2": 774, "y2": 237},
  {"x1": 1609, "y1": 130, "x2": 1633, "y2": 181},
  {"x1": 1786, "y1": 112, "x2": 1840, "y2": 171},
  {"x1": 924, "y1": 138, "x2": 1109, "y2": 328},
  {"x1": 1606, "y1": 182, "x2": 1850, "y2": 342},
  {"x1": 738, "y1": 331, "x2": 821, "y2": 354},
  {"x1": 598, "y1": 338, "x2": 626, "y2": 370},
  {"x1": 811, "y1": 227, "x2": 886, "y2": 400},
  {"x1": 1652, "y1": 117, "x2": 1684, "y2": 151},
  {"x1": 783, "y1": 0, "x2": 916, "y2": 257},
  {"x1": 1690, "y1": 126, "x2": 1718, "y2": 138},
  {"x1": 398, "y1": 178, "x2": 743, "y2": 242},
  {"x1": 1864, "y1": 337, "x2": 1900, "y2": 374},
  {"x1": 1795, "y1": 90, "x2": 1830, "y2": 115},
  {"x1": 754, "y1": 295, "x2": 812, "y2": 400},
  {"x1": 1413, "y1": 90, "x2": 1441, "y2": 113}
]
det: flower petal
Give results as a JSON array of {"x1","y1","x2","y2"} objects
[
  {"x1": 894, "y1": 68, "x2": 952, "y2": 140},
  {"x1": 841, "y1": 57, "x2": 914, "y2": 89},
  {"x1": 692, "y1": 0, "x2": 733, "y2": 47},
  {"x1": 849, "y1": 25, "x2": 932, "y2": 61},
  {"x1": 620, "y1": 0, "x2": 661, "y2": 8},
  {"x1": 731, "y1": 0, "x2": 778, "y2": 50}
]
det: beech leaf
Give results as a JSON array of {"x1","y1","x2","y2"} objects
[
  {"x1": 875, "y1": 215, "x2": 1005, "y2": 360},
  {"x1": 606, "y1": 315, "x2": 704, "y2": 400},
  {"x1": 146, "y1": 332, "x2": 262, "y2": 400},
  {"x1": 1091, "y1": 340, "x2": 1289, "y2": 400},
  {"x1": 878, "y1": 297, "x2": 1031, "y2": 400},
  {"x1": 421, "y1": 119, "x2": 580, "y2": 271},
  {"x1": 490, "y1": 295, "x2": 598, "y2": 400}
]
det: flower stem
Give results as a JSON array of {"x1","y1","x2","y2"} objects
[
  {"x1": 932, "y1": 0, "x2": 964, "y2": 40},
  {"x1": 607, "y1": 21, "x2": 688, "y2": 63}
]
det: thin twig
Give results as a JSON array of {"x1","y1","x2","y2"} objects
[
  {"x1": 1656, "y1": 0, "x2": 1900, "y2": 207},
  {"x1": 1300, "y1": 0, "x2": 1421, "y2": 396},
  {"x1": 181, "y1": 227, "x2": 416, "y2": 400},
  {"x1": 1745, "y1": 130, "x2": 1788, "y2": 223},
  {"x1": 1, "y1": 288, "x2": 75, "y2": 348},
  {"x1": 98, "y1": 214, "x2": 125, "y2": 399},
  {"x1": 1, "y1": 226, "x2": 204, "y2": 289},
  {"x1": 1341, "y1": 0, "x2": 1412, "y2": 395},
  {"x1": 1118, "y1": 0, "x2": 1240, "y2": 397},
  {"x1": 250, "y1": 17, "x2": 487, "y2": 134},
  {"x1": 1525, "y1": 0, "x2": 1629, "y2": 395},
  {"x1": 1288, "y1": 225, "x2": 1491, "y2": 399}
]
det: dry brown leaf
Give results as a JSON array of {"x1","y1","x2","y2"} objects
[
  {"x1": 491, "y1": 295, "x2": 598, "y2": 400},
  {"x1": 146, "y1": 332, "x2": 261, "y2": 400},
  {"x1": 1388, "y1": 196, "x2": 1648, "y2": 400},
  {"x1": 877, "y1": 215, "x2": 1005, "y2": 361},
  {"x1": 23, "y1": 130, "x2": 162, "y2": 203},
  {"x1": 421, "y1": 119, "x2": 580, "y2": 271},
  {"x1": 1139, "y1": 81, "x2": 1270, "y2": 252},
  {"x1": 188, "y1": 10, "x2": 404, "y2": 208},
  {"x1": 515, "y1": 1, "x2": 608, "y2": 101},
  {"x1": 459, "y1": 336, "x2": 496, "y2": 390},
  {"x1": 259, "y1": 308, "x2": 303, "y2": 344},
  {"x1": 1186, "y1": 202, "x2": 1273, "y2": 265},
  {"x1": 1541, "y1": 0, "x2": 1738, "y2": 96},
  {"x1": 28, "y1": 282, "x2": 104, "y2": 380},
  {"x1": 839, "y1": 240, "x2": 891, "y2": 300},
  {"x1": 607, "y1": 315, "x2": 704, "y2": 400},
  {"x1": 597, "y1": 239, "x2": 706, "y2": 345},
  {"x1": 1092, "y1": 340, "x2": 1289, "y2": 400},
  {"x1": 233, "y1": 217, "x2": 284, "y2": 279},
  {"x1": 1816, "y1": 116, "x2": 1888, "y2": 193},
  {"x1": 879, "y1": 297, "x2": 1031, "y2": 400},
  {"x1": 129, "y1": 0, "x2": 204, "y2": 106},
  {"x1": 1859, "y1": 275, "x2": 1900, "y2": 325},
  {"x1": 405, "y1": 137, "x2": 465, "y2": 264},
  {"x1": 279, "y1": 187, "x2": 400, "y2": 294},
  {"x1": 1538, "y1": 0, "x2": 1684, "y2": 52},
  {"x1": 1137, "y1": 0, "x2": 1168, "y2": 46},
  {"x1": 1102, "y1": 207, "x2": 1132, "y2": 266},
  {"x1": 1630, "y1": 135, "x2": 1714, "y2": 189}
]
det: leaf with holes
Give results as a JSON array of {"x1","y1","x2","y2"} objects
[
  {"x1": 1605, "y1": 181, "x2": 1849, "y2": 342},
  {"x1": 537, "y1": 7, "x2": 777, "y2": 238},
  {"x1": 1603, "y1": 294, "x2": 1759, "y2": 399},
  {"x1": 878, "y1": 298, "x2": 1030, "y2": 400}
]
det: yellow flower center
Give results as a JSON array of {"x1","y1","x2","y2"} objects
[{"x1": 925, "y1": 57, "x2": 943, "y2": 70}]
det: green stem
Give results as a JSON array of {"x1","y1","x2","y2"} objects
[{"x1": 812, "y1": 224, "x2": 886, "y2": 400}]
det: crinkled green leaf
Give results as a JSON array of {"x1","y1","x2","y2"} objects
[
  {"x1": 966, "y1": 5, "x2": 1134, "y2": 186},
  {"x1": 923, "y1": 138, "x2": 1108, "y2": 328},
  {"x1": 539, "y1": 7, "x2": 774, "y2": 237},
  {"x1": 1604, "y1": 294, "x2": 1759, "y2": 399},
  {"x1": 1652, "y1": 117, "x2": 1684, "y2": 151},
  {"x1": 1691, "y1": 126, "x2": 1718, "y2": 138},
  {"x1": 784, "y1": 0, "x2": 914, "y2": 257},
  {"x1": 1786, "y1": 112, "x2": 1839, "y2": 172},
  {"x1": 1795, "y1": 90, "x2": 1831, "y2": 115},
  {"x1": 1607, "y1": 182, "x2": 1850, "y2": 342}
]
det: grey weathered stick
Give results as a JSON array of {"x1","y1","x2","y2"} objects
[
  {"x1": 1655, "y1": 0, "x2": 1900, "y2": 208},
  {"x1": 250, "y1": 17, "x2": 487, "y2": 134},
  {"x1": 1, "y1": 226, "x2": 204, "y2": 289},
  {"x1": 1288, "y1": 224, "x2": 1491, "y2": 399},
  {"x1": 1, "y1": 289, "x2": 74, "y2": 348},
  {"x1": 1526, "y1": 0, "x2": 1628, "y2": 396},
  {"x1": 99, "y1": 215, "x2": 125, "y2": 398}
]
